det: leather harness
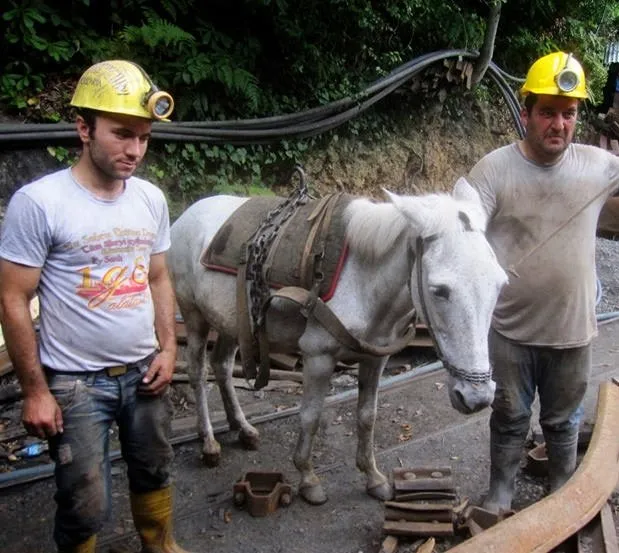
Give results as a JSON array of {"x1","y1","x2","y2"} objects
[{"x1": 235, "y1": 188, "x2": 489, "y2": 388}]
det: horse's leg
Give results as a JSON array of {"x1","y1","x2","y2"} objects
[
  {"x1": 293, "y1": 354, "x2": 334, "y2": 505},
  {"x1": 182, "y1": 307, "x2": 221, "y2": 466},
  {"x1": 356, "y1": 357, "x2": 392, "y2": 500},
  {"x1": 210, "y1": 335, "x2": 259, "y2": 450}
]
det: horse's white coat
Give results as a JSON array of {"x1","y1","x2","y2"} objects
[{"x1": 168, "y1": 180, "x2": 507, "y2": 504}]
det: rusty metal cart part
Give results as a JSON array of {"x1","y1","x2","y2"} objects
[
  {"x1": 525, "y1": 443, "x2": 548, "y2": 477},
  {"x1": 445, "y1": 380, "x2": 619, "y2": 553},
  {"x1": 384, "y1": 500, "x2": 456, "y2": 523},
  {"x1": 462, "y1": 505, "x2": 515, "y2": 536},
  {"x1": 393, "y1": 466, "x2": 455, "y2": 493},
  {"x1": 384, "y1": 472, "x2": 462, "y2": 538},
  {"x1": 394, "y1": 490, "x2": 458, "y2": 502},
  {"x1": 233, "y1": 471, "x2": 292, "y2": 517}
]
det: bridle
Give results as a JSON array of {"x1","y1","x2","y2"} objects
[{"x1": 414, "y1": 226, "x2": 493, "y2": 384}]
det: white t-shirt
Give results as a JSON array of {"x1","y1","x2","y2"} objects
[
  {"x1": 0, "y1": 168, "x2": 171, "y2": 371},
  {"x1": 468, "y1": 143, "x2": 619, "y2": 347}
]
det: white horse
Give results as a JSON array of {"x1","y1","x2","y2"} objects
[{"x1": 168, "y1": 178, "x2": 507, "y2": 505}]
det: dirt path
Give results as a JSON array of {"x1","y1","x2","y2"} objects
[{"x1": 1, "y1": 320, "x2": 618, "y2": 553}]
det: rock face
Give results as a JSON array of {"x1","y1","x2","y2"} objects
[{"x1": 0, "y1": 149, "x2": 62, "y2": 203}]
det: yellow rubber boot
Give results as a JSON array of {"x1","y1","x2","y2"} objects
[
  {"x1": 130, "y1": 487, "x2": 192, "y2": 553},
  {"x1": 58, "y1": 535, "x2": 96, "y2": 553}
]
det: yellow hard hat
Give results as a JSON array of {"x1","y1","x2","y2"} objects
[
  {"x1": 70, "y1": 60, "x2": 174, "y2": 121},
  {"x1": 520, "y1": 51, "x2": 588, "y2": 99}
]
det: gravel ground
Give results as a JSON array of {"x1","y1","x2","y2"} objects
[{"x1": 596, "y1": 237, "x2": 619, "y2": 314}]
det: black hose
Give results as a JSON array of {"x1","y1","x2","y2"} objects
[{"x1": 0, "y1": 50, "x2": 524, "y2": 146}]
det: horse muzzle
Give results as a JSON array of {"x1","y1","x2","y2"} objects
[{"x1": 448, "y1": 376, "x2": 496, "y2": 415}]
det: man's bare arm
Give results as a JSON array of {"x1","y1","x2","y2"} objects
[
  {"x1": 0, "y1": 259, "x2": 62, "y2": 437},
  {"x1": 140, "y1": 252, "x2": 177, "y2": 395}
]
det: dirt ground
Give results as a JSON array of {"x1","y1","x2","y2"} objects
[{"x1": 0, "y1": 314, "x2": 618, "y2": 553}]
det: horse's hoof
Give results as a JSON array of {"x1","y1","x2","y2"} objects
[
  {"x1": 202, "y1": 451, "x2": 221, "y2": 467},
  {"x1": 367, "y1": 481, "x2": 393, "y2": 501},
  {"x1": 239, "y1": 430, "x2": 260, "y2": 451},
  {"x1": 299, "y1": 484, "x2": 328, "y2": 505}
]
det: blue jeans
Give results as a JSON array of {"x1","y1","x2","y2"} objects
[
  {"x1": 488, "y1": 328, "x2": 591, "y2": 445},
  {"x1": 46, "y1": 357, "x2": 174, "y2": 548}
]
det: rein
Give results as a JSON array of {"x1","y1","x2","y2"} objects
[
  {"x1": 508, "y1": 178, "x2": 619, "y2": 277},
  {"x1": 268, "y1": 287, "x2": 417, "y2": 357},
  {"x1": 415, "y1": 233, "x2": 493, "y2": 384}
]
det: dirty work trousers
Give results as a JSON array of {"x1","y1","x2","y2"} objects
[
  {"x1": 488, "y1": 328, "x2": 591, "y2": 456},
  {"x1": 46, "y1": 355, "x2": 174, "y2": 549}
]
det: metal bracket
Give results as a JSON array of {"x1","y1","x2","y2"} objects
[{"x1": 233, "y1": 471, "x2": 292, "y2": 517}]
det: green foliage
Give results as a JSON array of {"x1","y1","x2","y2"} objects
[
  {"x1": 2, "y1": 0, "x2": 619, "y2": 201},
  {"x1": 144, "y1": 138, "x2": 315, "y2": 205},
  {"x1": 0, "y1": 1, "x2": 83, "y2": 108},
  {"x1": 46, "y1": 145, "x2": 77, "y2": 165}
]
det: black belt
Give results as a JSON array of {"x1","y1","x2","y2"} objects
[{"x1": 45, "y1": 351, "x2": 158, "y2": 378}]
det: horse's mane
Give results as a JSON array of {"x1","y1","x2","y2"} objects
[{"x1": 344, "y1": 193, "x2": 485, "y2": 263}]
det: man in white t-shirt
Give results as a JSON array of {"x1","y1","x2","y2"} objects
[
  {"x1": 0, "y1": 61, "x2": 192, "y2": 553},
  {"x1": 457, "y1": 52, "x2": 619, "y2": 514}
]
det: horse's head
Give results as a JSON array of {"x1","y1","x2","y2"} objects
[{"x1": 384, "y1": 179, "x2": 508, "y2": 414}]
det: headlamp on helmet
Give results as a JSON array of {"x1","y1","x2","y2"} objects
[
  {"x1": 555, "y1": 53, "x2": 580, "y2": 93},
  {"x1": 133, "y1": 63, "x2": 175, "y2": 121}
]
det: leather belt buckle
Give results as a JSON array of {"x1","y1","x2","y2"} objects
[{"x1": 106, "y1": 365, "x2": 128, "y2": 377}]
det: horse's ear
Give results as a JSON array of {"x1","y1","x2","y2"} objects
[
  {"x1": 381, "y1": 188, "x2": 399, "y2": 204},
  {"x1": 453, "y1": 177, "x2": 481, "y2": 204},
  {"x1": 453, "y1": 177, "x2": 489, "y2": 230},
  {"x1": 382, "y1": 188, "x2": 429, "y2": 233},
  {"x1": 382, "y1": 188, "x2": 413, "y2": 217}
]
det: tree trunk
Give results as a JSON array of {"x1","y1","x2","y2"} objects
[{"x1": 471, "y1": 1, "x2": 503, "y2": 87}]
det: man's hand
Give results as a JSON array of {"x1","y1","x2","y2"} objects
[
  {"x1": 22, "y1": 390, "x2": 63, "y2": 438},
  {"x1": 139, "y1": 350, "x2": 176, "y2": 396}
]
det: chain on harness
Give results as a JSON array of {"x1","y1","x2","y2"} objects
[{"x1": 246, "y1": 165, "x2": 311, "y2": 331}]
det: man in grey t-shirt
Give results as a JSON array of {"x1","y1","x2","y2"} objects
[
  {"x1": 457, "y1": 52, "x2": 619, "y2": 514},
  {"x1": 0, "y1": 61, "x2": 192, "y2": 553}
]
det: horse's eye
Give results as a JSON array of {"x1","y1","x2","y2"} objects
[{"x1": 431, "y1": 285, "x2": 450, "y2": 301}]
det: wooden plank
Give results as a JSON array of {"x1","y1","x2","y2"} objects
[
  {"x1": 383, "y1": 520, "x2": 453, "y2": 537},
  {"x1": 171, "y1": 399, "x2": 276, "y2": 434},
  {"x1": 600, "y1": 501, "x2": 619, "y2": 553},
  {"x1": 269, "y1": 352, "x2": 302, "y2": 371},
  {"x1": 171, "y1": 367, "x2": 304, "y2": 384},
  {"x1": 600, "y1": 134, "x2": 609, "y2": 150},
  {"x1": 379, "y1": 535, "x2": 399, "y2": 553}
]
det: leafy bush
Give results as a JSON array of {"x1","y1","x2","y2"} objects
[{"x1": 2, "y1": 0, "x2": 617, "y2": 200}]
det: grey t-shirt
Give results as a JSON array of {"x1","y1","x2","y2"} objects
[
  {"x1": 0, "y1": 168, "x2": 171, "y2": 371},
  {"x1": 468, "y1": 143, "x2": 619, "y2": 347}
]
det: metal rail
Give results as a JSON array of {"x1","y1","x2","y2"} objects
[
  {"x1": 0, "y1": 359, "x2": 444, "y2": 490},
  {"x1": 445, "y1": 380, "x2": 619, "y2": 553}
]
